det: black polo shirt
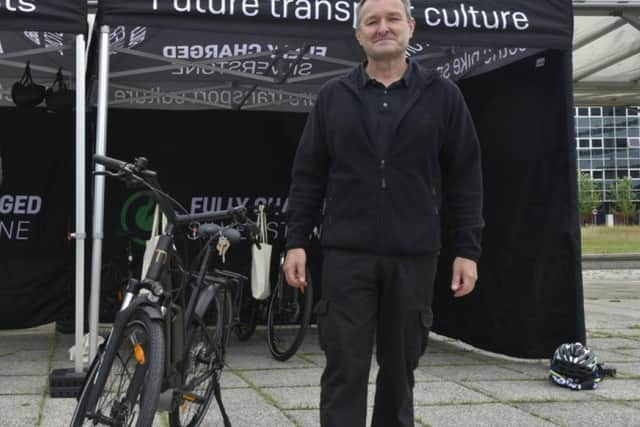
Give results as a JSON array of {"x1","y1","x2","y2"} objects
[{"x1": 360, "y1": 60, "x2": 413, "y2": 155}]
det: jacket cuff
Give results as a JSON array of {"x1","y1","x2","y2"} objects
[{"x1": 453, "y1": 227, "x2": 482, "y2": 262}]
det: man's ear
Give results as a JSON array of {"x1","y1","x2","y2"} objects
[{"x1": 408, "y1": 17, "x2": 416, "y2": 37}]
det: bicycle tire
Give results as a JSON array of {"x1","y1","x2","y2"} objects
[
  {"x1": 169, "y1": 289, "x2": 232, "y2": 427},
  {"x1": 70, "y1": 309, "x2": 164, "y2": 427},
  {"x1": 266, "y1": 265, "x2": 313, "y2": 361}
]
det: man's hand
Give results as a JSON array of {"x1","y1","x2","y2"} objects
[
  {"x1": 451, "y1": 257, "x2": 478, "y2": 298},
  {"x1": 283, "y1": 248, "x2": 307, "y2": 290}
]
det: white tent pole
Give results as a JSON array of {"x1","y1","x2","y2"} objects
[
  {"x1": 73, "y1": 33, "x2": 87, "y2": 374},
  {"x1": 89, "y1": 25, "x2": 110, "y2": 362}
]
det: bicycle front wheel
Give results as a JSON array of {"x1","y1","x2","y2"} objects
[
  {"x1": 266, "y1": 266, "x2": 313, "y2": 361},
  {"x1": 169, "y1": 289, "x2": 232, "y2": 427},
  {"x1": 71, "y1": 309, "x2": 164, "y2": 427}
]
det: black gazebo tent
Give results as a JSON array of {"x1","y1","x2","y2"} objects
[
  {"x1": 0, "y1": 0, "x2": 87, "y2": 371},
  {"x1": 88, "y1": 0, "x2": 583, "y2": 358}
]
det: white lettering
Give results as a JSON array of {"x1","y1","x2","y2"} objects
[{"x1": 423, "y1": 5, "x2": 530, "y2": 32}]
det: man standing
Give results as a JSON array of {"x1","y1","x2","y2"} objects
[{"x1": 283, "y1": 0, "x2": 484, "y2": 425}]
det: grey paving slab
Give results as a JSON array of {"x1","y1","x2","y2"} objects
[
  {"x1": 200, "y1": 387, "x2": 294, "y2": 426},
  {"x1": 0, "y1": 358, "x2": 50, "y2": 376},
  {"x1": 426, "y1": 364, "x2": 533, "y2": 381},
  {"x1": 225, "y1": 352, "x2": 315, "y2": 370},
  {"x1": 464, "y1": 380, "x2": 601, "y2": 402},
  {"x1": 0, "y1": 395, "x2": 41, "y2": 426},
  {"x1": 263, "y1": 385, "x2": 322, "y2": 410},
  {"x1": 591, "y1": 349, "x2": 640, "y2": 363},
  {"x1": 413, "y1": 381, "x2": 494, "y2": 405},
  {"x1": 500, "y1": 362, "x2": 551, "y2": 379},
  {"x1": 587, "y1": 337, "x2": 640, "y2": 351},
  {"x1": 624, "y1": 400, "x2": 640, "y2": 409},
  {"x1": 285, "y1": 408, "x2": 384, "y2": 427},
  {"x1": 416, "y1": 403, "x2": 554, "y2": 427},
  {"x1": 301, "y1": 353, "x2": 326, "y2": 368},
  {"x1": 419, "y1": 352, "x2": 487, "y2": 367},
  {"x1": 616, "y1": 348, "x2": 640, "y2": 358},
  {"x1": 0, "y1": 335, "x2": 54, "y2": 353},
  {"x1": 592, "y1": 379, "x2": 640, "y2": 400},
  {"x1": 611, "y1": 362, "x2": 640, "y2": 378},
  {"x1": 518, "y1": 401, "x2": 640, "y2": 427},
  {"x1": 0, "y1": 375, "x2": 46, "y2": 394},
  {"x1": 220, "y1": 370, "x2": 250, "y2": 389},
  {"x1": 240, "y1": 368, "x2": 324, "y2": 387},
  {"x1": 42, "y1": 397, "x2": 167, "y2": 427}
]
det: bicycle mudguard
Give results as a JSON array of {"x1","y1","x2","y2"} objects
[{"x1": 194, "y1": 283, "x2": 217, "y2": 320}]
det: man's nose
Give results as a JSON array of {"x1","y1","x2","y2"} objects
[{"x1": 376, "y1": 20, "x2": 391, "y2": 34}]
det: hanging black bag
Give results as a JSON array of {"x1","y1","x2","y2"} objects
[
  {"x1": 11, "y1": 61, "x2": 46, "y2": 108},
  {"x1": 45, "y1": 67, "x2": 75, "y2": 112}
]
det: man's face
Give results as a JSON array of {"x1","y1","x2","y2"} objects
[{"x1": 356, "y1": 0, "x2": 415, "y2": 62}]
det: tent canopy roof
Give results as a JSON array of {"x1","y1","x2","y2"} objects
[{"x1": 573, "y1": 1, "x2": 640, "y2": 105}]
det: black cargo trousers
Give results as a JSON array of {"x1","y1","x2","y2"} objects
[{"x1": 315, "y1": 249, "x2": 437, "y2": 427}]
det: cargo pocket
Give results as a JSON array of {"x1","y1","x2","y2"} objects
[{"x1": 313, "y1": 299, "x2": 329, "y2": 351}]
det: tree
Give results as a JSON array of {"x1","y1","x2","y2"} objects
[
  {"x1": 578, "y1": 172, "x2": 602, "y2": 222},
  {"x1": 608, "y1": 177, "x2": 637, "y2": 225}
]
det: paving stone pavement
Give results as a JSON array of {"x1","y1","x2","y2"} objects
[{"x1": 0, "y1": 269, "x2": 638, "y2": 427}]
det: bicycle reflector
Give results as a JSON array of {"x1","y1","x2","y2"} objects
[
  {"x1": 549, "y1": 342, "x2": 616, "y2": 390},
  {"x1": 134, "y1": 344, "x2": 146, "y2": 365}
]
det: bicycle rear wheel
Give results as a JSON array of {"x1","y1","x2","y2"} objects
[
  {"x1": 266, "y1": 266, "x2": 313, "y2": 361},
  {"x1": 169, "y1": 289, "x2": 232, "y2": 427},
  {"x1": 71, "y1": 309, "x2": 164, "y2": 427}
]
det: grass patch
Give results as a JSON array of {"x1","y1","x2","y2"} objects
[{"x1": 581, "y1": 226, "x2": 640, "y2": 254}]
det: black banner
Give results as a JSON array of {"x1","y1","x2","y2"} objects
[
  {"x1": 0, "y1": 0, "x2": 86, "y2": 34},
  {"x1": 99, "y1": 0, "x2": 572, "y2": 49},
  {"x1": 89, "y1": 25, "x2": 540, "y2": 111},
  {"x1": 0, "y1": 109, "x2": 74, "y2": 329}
]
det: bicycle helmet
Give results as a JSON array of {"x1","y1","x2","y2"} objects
[{"x1": 549, "y1": 342, "x2": 616, "y2": 390}]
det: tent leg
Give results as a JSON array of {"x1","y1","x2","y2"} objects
[
  {"x1": 73, "y1": 33, "x2": 87, "y2": 374},
  {"x1": 89, "y1": 25, "x2": 111, "y2": 363}
]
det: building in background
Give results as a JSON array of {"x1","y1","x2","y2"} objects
[{"x1": 575, "y1": 106, "x2": 640, "y2": 211}]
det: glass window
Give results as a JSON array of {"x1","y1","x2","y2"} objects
[
  {"x1": 590, "y1": 117, "x2": 603, "y2": 127},
  {"x1": 604, "y1": 138, "x2": 615, "y2": 148},
  {"x1": 578, "y1": 149, "x2": 589, "y2": 158},
  {"x1": 593, "y1": 170, "x2": 603, "y2": 179},
  {"x1": 601, "y1": 128, "x2": 615, "y2": 138},
  {"x1": 579, "y1": 159, "x2": 590, "y2": 169},
  {"x1": 614, "y1": 107, "x2": 626, "y2": 116},
  {"x1": 603, "y1": 117, "x2": 615, "y2": 127},
  {"x1": 617, "y1": 158, "x2": 629, "y2": 168},
  {"x1": 603, "y1": 107, "x2": 614, "y2": 116},
  {"x1": 617, "y1": 170, "x2": 629, "y2": 179},
  {"x1": 630, "y1": 170, "x2": 640, "y2": 178},
  {"x1": 628, "y1": 117, "x2": 639, "y2": 126},
  {"x1": 629, "y1": 158, "x2": 640, "y2": 168},
  {"x1": 590, "y1": 107, "x2": 602, "y2": 116},
  {"x1": 629, "y1": 128, "x2": 639, "y2": 137},
  {"x1": 616, "y1": 138, "x2": 628, "y2": 148},
  {"x1": 577, "y1": 128, "x2": 590, "y2": 138},
  {"x1": 615, "y1": 128, "x2": 627, "y2": 138},
  {"x1": 605, "y1": 170, "x2": 616, "y2": 179},
  {"x1": 577, "y1": 118, "x2": 590, "y2": 128},
  {"x1": 629, "y1": 148, "x2": 640, "y2": 158},
  {"x1": 578, "y1": 107, "x2": 589, "y2": 116},
  {"x1": 592, "y1": 138, "x2": 603, "y2": 148},
  {"x1": 578, "y1": 139, "x2": 589, "y2": 148},
  {"x1": 630, "y1": 139, "x2": 640, "y2": 148}
]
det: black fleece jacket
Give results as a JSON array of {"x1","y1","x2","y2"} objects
[{"x1": 286, "y1": 61, "x2": 484, "y2": 261}]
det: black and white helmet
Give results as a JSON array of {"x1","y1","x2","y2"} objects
[{"x1": 549, "y1": 342, "x2": 615, "y2": 390}]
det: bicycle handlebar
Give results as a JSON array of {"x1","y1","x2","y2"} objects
[{"x1": 93, "y1": 154, "x2": 259, "y2": 243}]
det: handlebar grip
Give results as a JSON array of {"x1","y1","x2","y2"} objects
[
  {"x1": 198, "y1": 223, "x2": 242, "y2": 244},
  {"x1": 93, "y1": 154, "x2": 128, "y2": 171}
]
